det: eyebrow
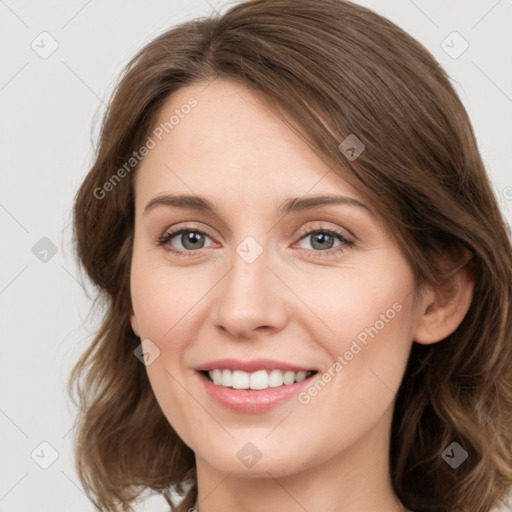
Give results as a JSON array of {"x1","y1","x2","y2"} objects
[{"x1": 143, "y1": 193, "x2": 369, "y2": 216}]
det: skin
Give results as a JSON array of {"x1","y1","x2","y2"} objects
[{"x1": 130, "y1": 79, "x2": 474, "y2": 512}]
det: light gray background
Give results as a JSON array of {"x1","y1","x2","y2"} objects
[{"x1": 1, "y1": 0, "x2": 511, "y2": 511}]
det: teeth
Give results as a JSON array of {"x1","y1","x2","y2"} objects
[{"x1": 207, "y1": 369, "x2": 312, "y2": 390}]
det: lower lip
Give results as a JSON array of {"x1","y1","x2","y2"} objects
[{"x1": 197, "y1": 371, "x2": 315, "y2": 413}]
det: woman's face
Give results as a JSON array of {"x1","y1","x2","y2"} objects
[{"x1": 130, "y1": 79, "x2": 424, "y2": 478}]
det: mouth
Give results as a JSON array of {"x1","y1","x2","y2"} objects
[{"x1": 200, "y1": 369, "x2": 318, "y2": 391}]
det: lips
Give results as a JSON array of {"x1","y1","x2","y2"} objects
[
  {"x1": 197, "y1": 369, "x2": 317, "y2": 413},
  {"x1": 194, "y1": 358, "x2": 319, "y2": 411},
  {"x1": 195, "y1": 358, "x2": 316, "y2": 373}
]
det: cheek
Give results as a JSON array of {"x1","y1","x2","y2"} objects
[
  {"x1": 130, "y1": 250, "x2": 207, "y2": 344},
  {"x1": 323, "y1": 279, "x2": 412, "y2": 357},
  {"x1": 130, "y1": 253, "x2": 207, "y2": 445},
  {"x1": 302, "y1": 257, "x2": 414, "y2": 354},
  {"x1": 297, "y1": 258, "x2": 416, "y2": 430}
]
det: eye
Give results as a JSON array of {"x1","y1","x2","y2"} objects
[
  {"x1": 157, "y1": 224, "x2": 354, "y2": 258},
  {"x1": 294, "y1": 227, "x2": 354, "y2": 256},
  {"x1": 157, "y1": 227, "x2": 215, "y2": 256}
]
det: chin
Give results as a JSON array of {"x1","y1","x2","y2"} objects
[{"x1": 194, "y1": 440, "x2": 313, "y2": 478}]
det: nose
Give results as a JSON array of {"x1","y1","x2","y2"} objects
[{"x1": 209, "y1": 242, "x2": 288, "y2": 339}]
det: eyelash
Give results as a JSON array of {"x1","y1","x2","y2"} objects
[{"x1": 156, "y1": 224, "x2": 354, "y2": 258}]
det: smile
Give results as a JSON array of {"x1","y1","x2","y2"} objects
[{"x1": 204, "y1": 369, "x2": 317, "y2": 390}]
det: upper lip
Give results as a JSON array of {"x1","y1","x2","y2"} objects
[{"x1": 195, "y1": 358, "x2": 316, "y2": 373}]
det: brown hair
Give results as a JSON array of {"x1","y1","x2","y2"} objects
[{"x1": 68, "y1": 1, "x2": 512, "y2": 511}]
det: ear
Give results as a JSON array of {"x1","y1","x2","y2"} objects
[
  {"x1": 413, "y1": 266, "x2": 475, "y2": 345},
  {"x1": 130, "y1": 309, "x2": 140, "y2": 337}
]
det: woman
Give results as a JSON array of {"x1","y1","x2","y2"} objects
[{"x1": 68, "y1": 1, "x2": 512, "y2": 511}]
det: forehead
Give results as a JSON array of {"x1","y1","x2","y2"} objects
[{"x1": 134, "y1": 79, "x2": 364, "y2": 211}]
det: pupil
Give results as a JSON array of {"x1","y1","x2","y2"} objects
[
  {"x1": 312, "y1": 233, "x2": 333, "y2": 250},
  {"x1": 183, "y1": 232, "x2": 204, "y2": 250}
]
